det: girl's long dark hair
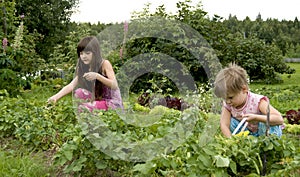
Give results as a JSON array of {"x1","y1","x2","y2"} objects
[{"x1": 76, "y1": 36, "x2": 103, "y2": 101}]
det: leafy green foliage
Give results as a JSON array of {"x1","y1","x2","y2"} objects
[
  {"x1": 284, "y1": 124, "x2": 300, "y2": 134},
  {"x1": 0, "y1": 83, "x2": 300, "y2": 176},
  {"x1": 0, "y1": 0, "x2": 300, "y2": 176},
  {"x1": 0, "y1": 2, "x2": 44, "y2": 96},
  {"x1": 125, "y1": 2, "x2": 217, "y2": 89},
  {"x1": 0, "y1": 1, "x2": 17, "y2": 37},
  {"x1": 129, "y1": 115, "x2": 300, "y2": 177},
  {"x1": 250, "y1": 85, "x2": 300, "y2": 114},
  {"x1": 47, "y1": 23, "x2": 93, "y2": 82},
  {"x1": 0, "y1": 69, "x2": 25, "y2": 95},
  {"x1": 224, "y1": 15, "x2": 300, "y2": 57},
  {"x1": 218, "y1": 36, "x2": 295, "y2": 83},
  {"x1": 0, "y1": 90, "x2": 76, "y2": 150},
  {"x1": 125, "y1": 0, "x2": 294, "y2": 87},
  {"x1": 14, "y1": 0, "x2": 79, "y2": 59}
]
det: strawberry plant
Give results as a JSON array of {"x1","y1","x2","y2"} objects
[{"x1": 1, "y1": 84, "x2": 300, "y2": 176}]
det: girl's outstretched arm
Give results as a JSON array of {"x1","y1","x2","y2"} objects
[{"x1": 48, "y1": 77, "x2": 78, "y2": 103}]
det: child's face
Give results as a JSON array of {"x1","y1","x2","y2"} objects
[
  {"x1": 80, "y1": 51, "x2": 93, "y2": 65},
  {"x1": 224, "y1": 89, "x2": 248, "y2": 109}
]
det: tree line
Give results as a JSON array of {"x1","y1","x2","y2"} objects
[
  {"x1": 223, "y1": 13, "x2": 300, "y2": 57},
  {"x1": 0, "y1": 0, "x2": 298, "y2": 96}
]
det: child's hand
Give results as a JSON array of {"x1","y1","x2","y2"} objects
[
  {"x1": 83, "y1": 72, "x2": 98, "y2": 81},
  {"x1": 243, "y1": 114, "x2": 259, "y2": 132},
  {"x1": 47, "y1": 96, "x2": 57, "y2": 104},
  {"x1": 243, "y1": 113, "x2": 257, "y2": 122}
]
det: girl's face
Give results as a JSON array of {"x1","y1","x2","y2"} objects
[
  {"x1": 80, "y1": 51, "x2": 93, "y2": 65},
  {"x1": 224, "y1": 87, "x2": 248, "y2": 109}
]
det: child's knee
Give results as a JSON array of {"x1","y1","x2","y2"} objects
[
  {"x1": 269, "y1": 126, "x2": 282, "y2": 137},
  {"x1": 257, "y1": 123, "x2": 282, "y2": 137}
]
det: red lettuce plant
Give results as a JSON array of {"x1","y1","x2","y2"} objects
[
  {"x1": 137, "y1": 92, "x2": 189, "y2": 111},
  {"x1": 285, "y1": 109, "x2": 300, "y2": 124}
]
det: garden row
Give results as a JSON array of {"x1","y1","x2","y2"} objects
[{"x1": 0, "y1": 84, "x2": 299, "y2": 176}]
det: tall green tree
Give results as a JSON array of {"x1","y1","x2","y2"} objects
[
  {"x1": 14, "y1": 0, "x2": 79, "y2": 60},
  {"x1": 0, "y1": 1, "x2": 45, "y2": 95},
  {"x1": 0, "y1": 0, "x2": 17, "y2": 37},
  {"x1": 127, "y1": 0, "x2": 294, "y2": 85}
]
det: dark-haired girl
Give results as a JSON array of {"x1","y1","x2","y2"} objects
[{"x1": 48, "y1": 36, "x2": 123, "y2": 111}]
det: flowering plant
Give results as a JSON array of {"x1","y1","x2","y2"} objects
[{"x1": 2, "y1": 38, "x2": 8, "y2": 53}]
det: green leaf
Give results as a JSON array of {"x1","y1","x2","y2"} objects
[
  {"x1": 202, "y1": 147, "x2": 215, "y2": 156},
  {"x1": 64, "y1": 150, "x2": 73, "y2": 161},
  {"x1": 73, "y1": 156, "x2": 87, "y2": 172},
  {"x1": 198, "y1": 153, "x2": 211, "y2": 167},
  {"x1": 213, "y1": 169, "x2": 229, "y2": 177},
  {"x1": 264, "y1": 142, "x2": 274, "y2": 151},
  {"x1": 133, "y1": 162, "x2": 156, "y2": 175},
  {"x1": 229, "y1": 160, "x2": 237, "y2": 174},
  {"x1": 214, "y1": 155, "x2": 230, "y2": 167},
  {"x1": 96, "y1": 161, "x2": 107, "y2": 170},
  {"x1": 72, "y1": 163, "x2": 83, "y2": 172}
]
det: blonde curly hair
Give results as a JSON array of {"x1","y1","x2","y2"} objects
[{"x1": 213, "y1": 63, "x2": 249, "y2": 98}]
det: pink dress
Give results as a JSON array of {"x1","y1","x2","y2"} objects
[
  {"x1": 224, "y1": 91, "x2": 267, "y2": 133},
  {"x1": 224, "y1": 91, "x2": 282, "y2": 136},
  {"x1": 101, "y1": 84, "x2": 123, "y2": 109},
  {"x1": 74, "y1": 84, "x2": 123, "y2": 112}
]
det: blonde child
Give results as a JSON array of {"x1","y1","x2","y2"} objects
[{"x1": 213, "y1": 63, "x2": 283, "y2": 138}]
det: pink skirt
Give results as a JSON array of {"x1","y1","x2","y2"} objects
[{"x1": 74, "y1": 88, "x2": 108, "y2": 112}]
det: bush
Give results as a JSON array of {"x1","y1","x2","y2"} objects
[{"x1": 217, "y1": 35, "x2": 295, "y2": 84}]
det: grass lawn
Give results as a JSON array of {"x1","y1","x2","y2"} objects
[
  {"x1": 0, "y1": 138, "x2": 53, "y2": 177},
  {"x1": 280, "y1": 63, "x2": 300, "y2": 85},
  {"x1": 249, "y1": 63, "x2": 300, "y2": 113},
  {"x1": 0, "y1": 151, "x2": 52, "y2": 177},
  {"x1": 250, "y1": 62, "x2": 300, "y2": 90}
]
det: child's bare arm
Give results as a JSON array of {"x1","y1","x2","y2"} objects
[
  {"x1": 244, "y1": 99, "x2": 283, "y2": 125},
  {"x1": 220, "y1": 107, "x2": 232, "y2": 138},
  {"x1": 48, "y1": 77, "x2": 78, "y2": 103}
]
